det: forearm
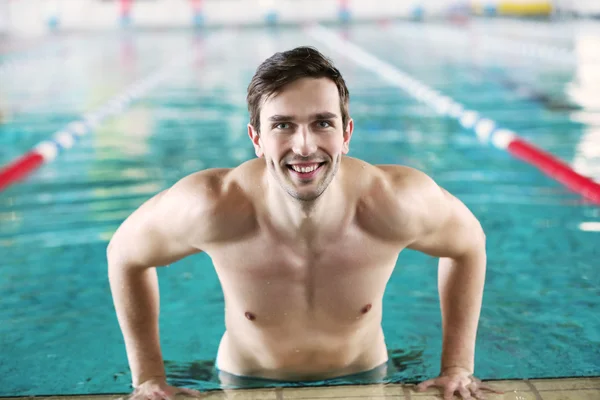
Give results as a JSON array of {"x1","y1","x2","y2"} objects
[
  {"x1": 437, "y1": 246, "x2": 486, "y2": 373},
  {"x1": 108, "y1": 263, "x2": 165, "y2": 387}
]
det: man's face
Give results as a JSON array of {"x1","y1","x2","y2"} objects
[{"x1": 249, "y1": 78, "x2": 353, "y2": 202}]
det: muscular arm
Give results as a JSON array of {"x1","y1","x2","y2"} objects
[
  {"x1": 395, "y1": 168, "x2": 487, "y2": 375},
  {"x1": 107, "y1": 171, "x2": 224, "y2": 387}
]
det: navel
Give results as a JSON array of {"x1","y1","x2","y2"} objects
[
  {"x1": 245, "y1": 311, "x2": 256, "y2": 321},
  {"x1": 361, "y1": 303, "x2": 372, "y2": 314}
]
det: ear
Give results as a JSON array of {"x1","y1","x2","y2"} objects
[
  {"x1": 248, "y1": 124, "x2": 264, "y2": 158},
  {"x1": 342, "y1": 118, "x2": 354, "y2": 154}
]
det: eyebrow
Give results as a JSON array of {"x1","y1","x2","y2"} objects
[{"x1": 268, "y1": 112, "x2": 339, "y2": 122}]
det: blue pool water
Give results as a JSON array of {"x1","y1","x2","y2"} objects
[{"x1": 1, "y1": 20, "x2": 599, "y2": 396}]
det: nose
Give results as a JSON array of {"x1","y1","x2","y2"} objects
[{"x1": 291, "y1": 127, "x2": 317, "y2": 157}]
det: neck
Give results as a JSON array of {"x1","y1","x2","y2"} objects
[{"x1": 265, "y1": 173, "x2": 344, "y2": 235}]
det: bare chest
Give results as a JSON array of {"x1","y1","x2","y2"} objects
[{"x1": 208, "y1": 226, "x2": 399, "y2": 328}]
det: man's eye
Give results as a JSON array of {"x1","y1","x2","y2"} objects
[
  {"x1": 317, "y1": 121, "x2": 332, "y2": 128},
  {"x1": 275, "y1": 123, "x2": 291, "y2": 130}
]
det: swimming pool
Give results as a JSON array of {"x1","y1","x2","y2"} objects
[{"x1": 0, "y1": 19, "x2": 599, "y2": 396}]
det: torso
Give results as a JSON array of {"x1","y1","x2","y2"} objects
[{"x1": 198, "y1": 157, "x2": 414, "y2": 380}]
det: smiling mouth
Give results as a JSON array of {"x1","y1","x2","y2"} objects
[{"x1": 286, "y1": 162, "x2": 326, "y2": 179}]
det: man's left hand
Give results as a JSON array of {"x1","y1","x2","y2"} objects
[{"x1": 416, "y1": 367, "x2": 503, "y2": 399}]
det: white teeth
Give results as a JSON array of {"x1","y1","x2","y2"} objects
[{"x1": 291, "y1": 164, "x2": 318, "y2": 173}]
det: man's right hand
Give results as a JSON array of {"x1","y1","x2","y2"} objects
[
  {"x1": 119, "y1": 377, "x2": 204, "y2": 400},
  {"x1": 108, "y1": 170, "x2": 232, "y2": 394}
]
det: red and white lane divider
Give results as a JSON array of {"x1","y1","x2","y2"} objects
[
  {"x1": 0, "y1": 54, "x2": 193, "y2": 192},
  {"x1": 306, "y1": 25, "x2": 600, "y2": 204}
]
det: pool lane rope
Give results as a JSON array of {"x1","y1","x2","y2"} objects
[
  {"x1": 0, "y1": 54, "x2": 193, "y2": 192},
  {"x1": 306, "y1": 25, "x2": 600, "y2": 205}
]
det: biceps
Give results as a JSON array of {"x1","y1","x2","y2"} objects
[
  {"x1": 107, "y1": 191, "x2": 201, "y2": 268},
  {"x1": 407, "y1": 190, "x2": 485, "y2": 259}
]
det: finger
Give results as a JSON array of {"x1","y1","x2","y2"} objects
[
  {"x1": 444, "y1": 384, "x2": 458, "y2": 400},
  {"x1": 417, "y1": 379, "x2": 437, "y2": 392},
  {"x1": 458, "y1": 385, "x2": 472, "y2": 400},
  {"x1": 473, "y1": 390, "x2": 486, "y2": 400},
  {"x1": 467, "y1": 382, "x2": 479, "y2": 393},
  {"x1": 179, "y1": 388, "x2": 203, "y2": 398},
  {"x1": 479, "y1": 383, "x2": 504, "y2": 394},
  {"x1": 152, "y1": 390, "x2": 170, "y2": 400}
]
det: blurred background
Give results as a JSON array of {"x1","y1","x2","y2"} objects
[
  {"x1": 1, "y1": 0, "x2": 600, "y2": 34},
  {"x1": 0, "y1": 0, "x2": 588, "y2": 33},
  {"x1": 0, "y1": 0, "x2": 599, "y2": 397}
]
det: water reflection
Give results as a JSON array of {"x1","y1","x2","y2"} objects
[{"x1": 164, "y1": 346, "x2": 425, "y2": 390}]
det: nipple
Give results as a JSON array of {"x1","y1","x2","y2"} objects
[
  {"x1": 245, "y1": 312, "x2": 256, "y2": 321},
  {"x1": 361, "y1": 304, "x2": 372, "y2": 314}
]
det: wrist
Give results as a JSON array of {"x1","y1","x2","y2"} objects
[
  {"x1": 132, "y1": 374, "x2": 167, "y2": 388},
  {"x1": 441, "y1": 365, "x2": 473, "y2": 376}
]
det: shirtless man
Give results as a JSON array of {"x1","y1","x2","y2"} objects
[{"x1": 108, "y1": 46, "x2": 498, "y2": 400}]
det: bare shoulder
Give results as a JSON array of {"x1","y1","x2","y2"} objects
[
  {"x1": 365, "y1": 163, "x2": 484, "y2": 257},
  {"x1": 342, "y1": 157, "x2": 437, "y2": 192},
  {"x1": 353, "y1": 161, "x2": 449, "y2": 243},
  {"x1": 162, "y1": 167, "x2": 232, "y2": 219},
  {"x1": 169, "y1": 168, "x2": 231, "y2": 202},
  {"x1": 168, "y1": 164, "x2": 259, "y2": 244},
  {"x1": 378, "y1": 163, "x2": 454, "y2": 229},
  {"x1": 170, "y1": 161, "x2": 258, "y2": 208},
  {"x1": 376, "y1": 164, "x2": 444, "y2": 203},
  {"x1": 107, "y1": 165, "x2": 258, "y2": 267}
]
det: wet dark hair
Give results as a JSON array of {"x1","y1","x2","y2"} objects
[{"x1": 247, "y1": 46, "x2": 350, "y2": 134}]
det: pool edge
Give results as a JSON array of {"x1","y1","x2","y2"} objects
[{"x1": 4, "y1": 377, "x2": 600, "y2": 399}]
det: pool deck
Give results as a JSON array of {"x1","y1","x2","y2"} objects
[{"x1": 8, "y1": 377, "x2": 600, "y2": 400}]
